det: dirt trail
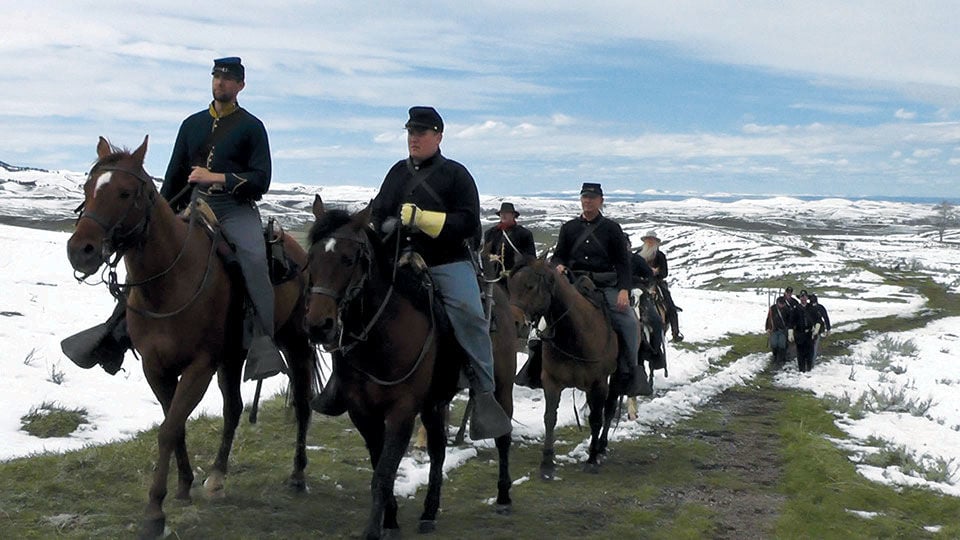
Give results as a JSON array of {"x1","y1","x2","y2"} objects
[{"x1": 662, "y1": 383, "x2": 786, "y2": 538}]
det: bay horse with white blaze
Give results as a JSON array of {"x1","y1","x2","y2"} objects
[
  {"x1": 508, "y1": 255, "x2": 621, "y2": 479},
  {"x1": 66, "y1": 137, "x2": 317, "y2": 539},
  {"x1": 304, "y1": 196, "x2": 515, "y2": 539}
]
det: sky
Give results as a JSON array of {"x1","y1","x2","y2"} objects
[
  {"x1": 3, "y1": 2, "x2": 960, "y2": 198},
  {"x1": 3, "y1": 195, "x2": 960, "y2": 517}
]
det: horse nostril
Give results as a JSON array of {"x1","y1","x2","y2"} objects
[{"x1": 82, "y1": 243, "x2": 95, "y2": 254}]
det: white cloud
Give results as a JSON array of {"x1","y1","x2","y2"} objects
[{"x1": 895, "y1": 108, "x2": 918, "y2": 120}]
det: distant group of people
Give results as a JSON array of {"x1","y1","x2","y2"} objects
[{"x1": 766, "y1": 286, "x2": 831, "y2": 372}]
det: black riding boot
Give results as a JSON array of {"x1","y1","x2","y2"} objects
[
  {"x1": 60, "y1": 300, "x2": 130, "y2": 375},
  {"x1": 515, "y1": 340, "x2": 543, "y2": 389},
  {"x1": 311, "y1": 370, "x2": 348, "y2": 416},
  {"x1": 667, "y1": 307, "x2": 683, "y2": 342}
]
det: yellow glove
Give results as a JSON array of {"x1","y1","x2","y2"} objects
[{"x1": 400, "y1": 203, "x2": 446, "y2": 238}]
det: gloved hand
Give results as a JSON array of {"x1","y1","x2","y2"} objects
[
  {"x1": 400, "y1": 203, "x2": 446, "y2": 238},
  {"x1": 823, "y1": 329, "x2": 830, "y2": 337},
  {"x1": 812, "y1": 323, "x2": 822, "y2": 335},
  {"x1": 788, "y1": 329, "x2": 795, "y2": 343}
]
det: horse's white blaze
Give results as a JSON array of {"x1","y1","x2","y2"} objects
[
  {"x1": 93, "y1": 171, "x2": 114, "y2": 197},
  {"x1": 324, "y1": 238, "x2": 337, "y2": 253}
]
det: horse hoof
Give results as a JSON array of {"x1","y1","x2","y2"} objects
[
  {"x1": 540, "y1": 469, "x2": 555, "y2": 481},
  {"x1": 495, "y1": 503, "x2": 512, "y2": 516},
  {"x1": 287, "y1": 475, "x2": 308, "y2": 493},
  {"x1": 203, "y1": 473, "x2": 225, "y2": 499},
  {"x1": 583, "y1": 462, "x2": 600, "y2": 474},
  {"x1": 418, "y1": 519, "x2": 437, "y2": 533},
  {"x1": 138, "y1": 516, "x2": 166, "y2": 539}
]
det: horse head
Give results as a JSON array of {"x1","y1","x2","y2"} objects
[
  {"x1": 304, "y1": 194, "x2": 374, "y2": 346},
  {"x1": 67, "y1": 136, "x2": 157, "y2": 278},
  {"x1": 507, "y1": 254, "x2": 556, "y2": 324}
]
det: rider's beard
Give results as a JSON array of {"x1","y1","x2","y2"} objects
[{"x1": 639, "y1": 243, "x2": 658, "y2": 264}]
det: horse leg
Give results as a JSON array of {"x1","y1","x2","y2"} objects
[
  {"x1": 206, "y1": 358, "x2": 243, "y2": 499},
  {"x1": 598, "y1": 383, "x2": 618, "y2": 456},
  {"x1": 627, "y1": 396, "x2": 638, "y2": 421},
  {"x1": 279, "y1": 332, "x2": 316, "y2": 491},
  {"x1": 418, "y1": 402, "x2": 447, "y2": 532},
  {"x1": 494, "y1": 431, "x2": 513, "y2": 513},
  {"x1": 141, "y1": 364, "x2": 215, "y2": 539},
  {"x1": 364, "y1": 414, "x2": 415, "y2": 540},
  {"x1": 540, "y1": 382, "x2": 561, "y2": 481},
  {"x1": 584, "y1": 383, "x2": 606, "y2": 472}
]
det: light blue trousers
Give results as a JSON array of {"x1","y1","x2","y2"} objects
[{"x1": 428, "y1": 260, "x2": 495, "y2": 393}]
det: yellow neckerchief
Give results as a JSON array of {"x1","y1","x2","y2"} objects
[{"x1": 208, "y1": 101, "x2": 239, "y2": 119}]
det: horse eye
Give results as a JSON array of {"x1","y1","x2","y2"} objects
[
  {"x1": 119, "y1": 191, "x2": 132, "y2": 200},
  {"x1": 340, "y1": 254, "x2": 355, "y2": 266}
]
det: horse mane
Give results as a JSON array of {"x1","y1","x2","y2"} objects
[{"x1": 307, "y1": 208, "x2": 353, "y2": 247}]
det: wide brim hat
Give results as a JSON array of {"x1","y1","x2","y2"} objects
[
  {"x1": 640, "y1": 230, "x2": 660, "y2": 242},
  {"x1": 496, "y1": 202, "x2": 519, "y2": 216}
]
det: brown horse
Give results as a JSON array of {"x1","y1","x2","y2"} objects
[
  {"x1": 65, "y1": 137, "x2": 317, "y2": 539},
  {"x1": 508, "y1": 256, "x2": 620, "y2": 479},
  {"x1": 304, "y1": 196, "x2": 515, "y2": 539}
]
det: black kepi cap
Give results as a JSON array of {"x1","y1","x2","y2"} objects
[
  {"x1": 405, "y1": 106, "x2": 443, "y2": 132},
  {"x1": 212, "y1": 57, "x2": 244, "y2": 81},
  {"x1": 580, "y1": 182, "x2": 603, "y2": 196}
]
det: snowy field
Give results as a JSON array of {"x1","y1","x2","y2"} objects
[{"x1": 1, "y1": 187, "x2": 959, "y2": 500}]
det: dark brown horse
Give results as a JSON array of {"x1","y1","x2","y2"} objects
[
  {"x1": 508, "y1": 256, "x2": 620, "y2": 479},
  {"x1": 66, "y1": 137, "x2": 317, "y2": 539},
  {"x1": 304, "y1": 196, "x2": 515, "y2": 539}
]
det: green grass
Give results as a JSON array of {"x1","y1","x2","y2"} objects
[
  {"x1": 775, "y1": 390, "x2": 960, "y2": 539},
  {"x1": 19, "y1": 402, "x2": 89, "y2": 438}
]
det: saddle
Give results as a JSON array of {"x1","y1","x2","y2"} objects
[
  {"x1": 572, "y1": 274, "x2": 605, "y2": 309},
  {"x1": 182, "y1": 199, "x2": 299, "y2": 285}
]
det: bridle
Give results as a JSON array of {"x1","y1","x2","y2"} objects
[
  {"x1": 74, "y1": 160, "x2": 218, "y2": 319},
  {"x1": 308, "y1": 227, "x2": 435, "y2": 385},
  {"x1": 74, "y1": 163, "x2": 158, "y2": 273}
]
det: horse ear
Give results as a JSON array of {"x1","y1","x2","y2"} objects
[
  {"x1": 96, "y1": 137, "x2": 111, "y2": 159},
  {"x1": 354, "y1": 202, "x2": 373, "y2": 230},
  {"x1": 312, "y1": 194, "x2": 325, "y2": 220},
  {"x1": 538, "y1": 248, "x2": 551, "y2": 262},
  {"x1": 131, "y1": 135, "x2": 149, "y2": 165}
]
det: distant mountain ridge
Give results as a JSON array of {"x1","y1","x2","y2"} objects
[
  {"x1": 0, "y1": 160, "x2": 53, "y2": 174},
  {"x1": 0, "y1": 158, "x2": 947, "y2": 236}
]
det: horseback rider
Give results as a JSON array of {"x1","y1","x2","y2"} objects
[
  {"x1": 61, "y1": 57, "x2": 286, "y2": 381},
  {"x1": 310, "y1": 106, "x2": 512, "y2": 440},
  {"x1": 639, "y1": 230, "x2": 683, "y2": 342},
  {"x1": 525, "y1": 182, "x2": 649, "y2": 396},
  {"x1": 627, "y1": 233, "x2": 665, "y2": 371},
  {"x1": 482, "y1": 201, "x2": 536, "y2": 276}
]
